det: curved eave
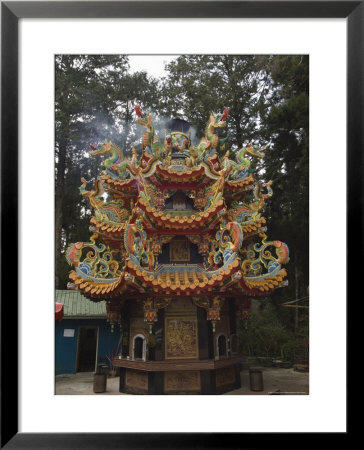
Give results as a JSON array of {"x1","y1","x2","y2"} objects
[
  {"x1": 68, "y1": 265, "x2": 288, "y2": 300},
  {"x1": 90, "y1": 216, "x2": 126, "y2": 234},
  {"x1": 68, "y1": 269, "x2": 126, "y2": 300},
  {"x1": 124, "y1": 257, "x2": 241, "y2": 295},
  {"x1": 239, "y1": 217, "x2": 267, "y2": 237},
  {"x1": 136, "y1": 198, "x2": 225, "y2": 230},
  {"x1": 238, "y1": 268, "x2": 288, "y2": 296},
  {"x1": 101, "y1": 173, "x2": 138, "y2": 196},
  {"x1": 225, "y1": 175, "x2": 255, "y2": 193}
]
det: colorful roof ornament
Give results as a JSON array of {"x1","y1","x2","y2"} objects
[{"x1": 66, "y1": 107, "x2": 289, "y2": 307}]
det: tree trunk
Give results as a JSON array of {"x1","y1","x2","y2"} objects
[
  {"x1": 233, "y1": 115, "x2": 243, "y2": 148},
  {"x1": 123, "y1": 102, "x2": 131, "y2": 152},
  {"x1": 55, "y1": 132, "x2": 68, "y2": 289}
]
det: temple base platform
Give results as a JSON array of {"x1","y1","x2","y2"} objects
[{"x1": 113, "y1": 355, "x2": 244, "y2": 395}]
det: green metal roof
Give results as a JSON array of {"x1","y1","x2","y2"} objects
[{"x1": 55, "y1": 290, "x2": 107, "y2": 318}]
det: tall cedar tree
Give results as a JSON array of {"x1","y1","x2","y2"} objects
[
  {"x1": 260, "y1": 55, "x2": 309, "y2": 330},
  {"x1": 160, "y1": 55, "x2": 271, "y2": 154}
]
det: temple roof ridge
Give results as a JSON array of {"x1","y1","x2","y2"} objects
[{"x1": 66, "y1": 107, "x2": 289, "y2": 304}]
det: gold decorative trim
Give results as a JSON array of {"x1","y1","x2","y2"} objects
[
  {"x1": 165, "y1": 318, "x2": 198, "y2": 359},
  {"x1": 164, "y1": 371, "x2": 201, "y2": 392}
]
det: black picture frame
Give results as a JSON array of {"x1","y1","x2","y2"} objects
[{"x1": 1, "y1": 1, "x2": 357, "y2": 448}]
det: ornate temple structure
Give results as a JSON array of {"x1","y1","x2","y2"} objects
[{"x1": 66, "y1": 107, "x2": 289, "y2": 394}]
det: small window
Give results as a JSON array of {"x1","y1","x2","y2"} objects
[
  {"x1": 134, "y1": 337, "x2": 144, "y2": 359},
  {"x1": 132, "y1": 334, "x2": 146, "y2": 360}
]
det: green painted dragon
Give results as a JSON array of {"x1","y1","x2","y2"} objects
[
  {"x1": 228, "y1": 144, "x2": 266, "y2": 181},
  {"x1": 88, "y1": 141, "x2": 138, "y2": 179},
  {"x1": 186, "y1": 109, "x2": 229, "y2": 167},
  {"x1": 228, "y1": 180, "x2": 273, "y2": 224},
  {"x1": 79, "y1": 177, "x2": 129, "y2": 224}
]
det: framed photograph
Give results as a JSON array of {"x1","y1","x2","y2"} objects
[{"x1": 1, "y1": 0, "x2": 358, "y2": 447}]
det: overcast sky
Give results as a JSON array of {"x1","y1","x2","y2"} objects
[{"x1": 128, "y1": 55, "x2": 179, "y2": 78}]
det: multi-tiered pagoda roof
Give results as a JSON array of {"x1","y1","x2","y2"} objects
[{"x1": 66, "y1": 107, "x2": 289, "y2": 331}]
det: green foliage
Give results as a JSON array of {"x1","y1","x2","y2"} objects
[
  {"x1": 160, "y1": 55, "x2": 271, "y2": 155},
  {"x1": 238, "y1": 299, "x2": 308, "y2": 359},
  {"x1": 260, "y1": 55, "x2": 309, "y2": 305}
]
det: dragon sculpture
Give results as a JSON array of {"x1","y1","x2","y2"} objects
[
  {"x1": 229, "y1": 180, "x2": 273, "y2": 224},
  {"x1": 135, "y1": 106, "x2": 163, "y2": 161},
  {"x1": 66, "y1": 233, "x2": 121, "y2": 279},
  {"x1": 124, "y1": 217, "x2": 155, "y2": 271},
  {"x1": 204, "y1": 220, "x2": 243, "y2": 270},
  {"x1": 185, "y1": 108, "x2": 229, "y2": 167},
  {"x1": 228, "y1": 144, "x2": 266, "y2": 181},
  {"x1": 89, "y1": 141, "x2": 139, "y2": 179},
  {"x1": 66, "y1": 106, "x2": 289, "y2": 307},
  {"x1": 241, "y1": 238, "x2": 290, "y2": 279},
  {"x1": 79, "y1": 177, "x2": 129, "y2": 225}
]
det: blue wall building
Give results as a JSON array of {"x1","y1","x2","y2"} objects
[{"x1": 55, "y1": 290, "x2": 121, "y2": 375}]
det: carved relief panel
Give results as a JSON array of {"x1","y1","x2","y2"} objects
[
  {"x1": 165, "y1": 318, "x2": 198, "y2": 359},
  {"x1": 164, "y1": 370, "x2": 201, "y2": 393},
  {"x1": 125, "y1": 369, "x2": 148, "y2": 391}
]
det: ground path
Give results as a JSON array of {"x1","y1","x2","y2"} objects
[{"x1": 55, "y1": 366, "x2": 309, "y2": 395}]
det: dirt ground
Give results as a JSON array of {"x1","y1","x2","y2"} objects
[
  {"x1": 55, "y1": 366, "x2": 309, "y2": 395},
  {"x1": 227, "y1": 366, "x2": 309, "y2": 395}
]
